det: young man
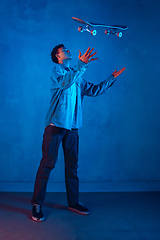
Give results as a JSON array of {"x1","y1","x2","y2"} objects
[{"x1": 31, "y1": 44, "x2": 125, "y2": 221}]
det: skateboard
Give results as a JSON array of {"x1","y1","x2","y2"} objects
[{"x1": 72, "y1": 17, "x2": 128, "y2": 37}]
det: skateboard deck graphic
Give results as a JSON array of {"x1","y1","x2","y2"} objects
[{"x1": 72, "y1": 17, "x2": 128, "y2": 37}]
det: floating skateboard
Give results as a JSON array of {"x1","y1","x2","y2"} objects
[{"x1": 72, "y1": 17, "x2": 128, "y2": 37}]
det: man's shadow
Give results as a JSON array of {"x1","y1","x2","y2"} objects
[
  {"x1": 0, "y1": 193, "x2": 68, "y2": 221},
  {"x1": 0, "y1": 203, "x2": 31, "y2": 220}
]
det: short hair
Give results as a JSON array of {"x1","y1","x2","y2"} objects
[{"x1": 51, "y1": 44, "x2": 64, "y2": 63}]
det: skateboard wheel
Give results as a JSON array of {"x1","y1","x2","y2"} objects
[
  {"x1": 78, "y1": 26, "x2": 83, "y2": 32},
  {"x1": 117, "y1": 32, "x2": 122, "y2": 37},
  {"x1": 105, "y1": 30, "x2": 109, "y2": 35},
  {"x1": 91, "y1": 29, "x2": 97, "y2": 36}
]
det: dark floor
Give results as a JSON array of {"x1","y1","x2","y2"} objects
[{"x1": 0, "y1": 192, "x2": 160, "y2": 240}]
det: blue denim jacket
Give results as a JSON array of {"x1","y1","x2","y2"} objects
[{"x1": 45, "y1": 60, "x2": 116, "y2": 130}]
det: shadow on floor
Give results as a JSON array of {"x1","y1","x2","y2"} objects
[{"x1": 0, "y1": 192, "x2": 160, "y2": 240}]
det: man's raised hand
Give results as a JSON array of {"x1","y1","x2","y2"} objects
[
  {"x1": 112, "y1": 67, "x2": 126, "y2": 78},
  {"x1": 78, "y1": 47, "x2": 98, "y2": 64}
]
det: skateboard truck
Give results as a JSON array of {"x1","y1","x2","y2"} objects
[
  {"x1": 105, "y1": 29, "x2": 122, "y2": 38},
  {"x1": 78, "y1": 26, "x2": 97, "y2": 36}
]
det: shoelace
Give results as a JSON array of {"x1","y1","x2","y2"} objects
[
  {"x1": 35, "y1": 204, "x2": 41, "y2": 213},
  {"x1": 79, "y1": 202, "x2": 84, "y2": 207}
]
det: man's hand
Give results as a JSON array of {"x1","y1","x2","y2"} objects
[
  {"x1": 78, "y1": 47, "x2": 98, "y2": 64},
  {"x1": 112, "y1": 67, "x2": 126, "y2": 78}
]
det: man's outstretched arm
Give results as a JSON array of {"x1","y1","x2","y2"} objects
[{"x1": 82, "y1": 67, "x2": 126, "y2": 97}]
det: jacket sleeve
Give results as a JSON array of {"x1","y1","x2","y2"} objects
[
  {"x1": 51, "y1": 61, "x2": 88, "y2": 89},
  {"x1": 81, "y1": 74, "x2": 116, "y2": 97}
]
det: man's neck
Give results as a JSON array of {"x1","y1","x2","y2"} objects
[{"x1": 59, "y1": 59, "x2": 70, "y2": 68}]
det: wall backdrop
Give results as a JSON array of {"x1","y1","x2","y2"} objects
[{"x1": 0, "y1": 0, "x2": 160, "y2": 191}]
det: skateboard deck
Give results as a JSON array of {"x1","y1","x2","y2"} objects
[{"x1": 72, "y1": 17, "x2": 128, "y2": 37}]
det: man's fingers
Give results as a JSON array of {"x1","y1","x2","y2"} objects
[
  {"x1": 78, "y1": 50, "x2": 81, "y2": 58},
  {"x1": 112, "y1": 67, "x2": 126, "y2": 77},
  {"x1": 89, "y1": 57, "x2": 98, "y2": 62},
  {"x1": 85, "y1": 47, "x2": 95, "y2": 56},
  {"x1": 88, "y1": 48, "x2": 94, "y2": 56},
  {"x1": 118, "y1": 67, "x2": 126, "y2": 75},
  {"x1": 85, "y1": 47, "x2": 91, "y2": 55},
  {"x1": 83, "y1": 47, "x2": 96, "y2": 57},
  {"x1": 79, "y1": 47, "x2": 98, "y2": 64},
  {"x1": 112, "y1": 70, "x2": 117, "y2": 74},
  {"x1": 89, "y1": 51, "x2": 97, "y2": 59},
  {"x1": 120, "y1": 67, "x2": 126, "y2": 73}
]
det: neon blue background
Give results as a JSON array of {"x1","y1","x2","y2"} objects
[{"x1": 0, "y1": 0, "x2": 160, "y2": 187}]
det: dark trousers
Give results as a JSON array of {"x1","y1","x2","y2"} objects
[{"x1": 31, "y1": 125, "x2": 79, "y2": 206}]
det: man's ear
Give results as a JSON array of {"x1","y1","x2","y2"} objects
[{"x1": 56, "y1": 53, "x2": 60, "y2": 59}]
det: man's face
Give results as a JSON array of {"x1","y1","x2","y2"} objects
[{"x1": 57, "y1": 47, "x2": 72, "y2": 63}]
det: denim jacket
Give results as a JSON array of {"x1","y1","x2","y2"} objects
[{"x1": 45, "y1": 60, "x2": 116, "y2": 130}]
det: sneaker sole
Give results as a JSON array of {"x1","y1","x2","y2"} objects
[
  {"x1": 68, "y1": 207, "x2": 90, "y2": 215},
  {"x1": 32, "y1": 216, "x2": 45, "y2": 222}
]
